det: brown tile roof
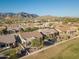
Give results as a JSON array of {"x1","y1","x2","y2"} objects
[
  {"x1": 0, "y1": 34, "x2": 16, "y2": 44},
  {"x1": 38, "y1": 28, "x2": 58, "y2": 35},
  {"x1": 21, "y1": 31, "x2": 43, "y2": 40}
]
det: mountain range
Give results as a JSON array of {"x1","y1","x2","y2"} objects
[{"x1": 0, "y1": 12, "x2": 39, "y2": 20}]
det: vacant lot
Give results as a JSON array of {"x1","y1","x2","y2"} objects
[{"x1": 23, "y1": 37, "x2": 79, "y2": 59}]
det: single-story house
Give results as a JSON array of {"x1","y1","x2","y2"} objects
[
  {"x1": 6, "y1": 24, "x2": 21, "y2": 33},
  {"x1": 0, "y1": 34, "x2": 16, "y2": 48},
  {"x1": 38, "y1": 28, "x2": 59, "y2": 39},
  {"x1": 55, "y1": 24, "x2": 78, "y2": 40},
  {"x1": 19, "y1": 31, "x2": 43, "y2": 46},
  {"x1": 56, "y1": 25, "x2": 78, "y2": 35}
]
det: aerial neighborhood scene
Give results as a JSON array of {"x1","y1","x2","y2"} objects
[{"x1": 0, "y1": 0, "x2": 79, "y2": 59}]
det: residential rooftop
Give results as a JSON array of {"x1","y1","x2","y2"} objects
[{"x1": 0, "y1": 34, "x2": 15, "y2": 44}]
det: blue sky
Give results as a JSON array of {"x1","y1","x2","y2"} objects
[{"x1": 0, "y1": 0, "x2": 79, "y2": 17}]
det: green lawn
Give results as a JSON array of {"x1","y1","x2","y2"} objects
[
  {"x1": 25, "y1": 37, "x2": 79, "y2": 59},
  {"x1": 1, "y1": 48, "x2": 18, "y2": 59},
  {"x1": 51, "y1": 41, "x2": 79, "y2": 59}
]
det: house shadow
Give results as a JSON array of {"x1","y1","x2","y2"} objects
[{"x1": 44, "y1": 38, "x2": 57, "y2": 46}]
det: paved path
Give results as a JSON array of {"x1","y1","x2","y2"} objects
[
  {"x1": 0, "y1": 47, "x2": 10, "y2": 55},
  {"x1": 20, "y1": 35, "x2": 79, "y2": 59}
]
